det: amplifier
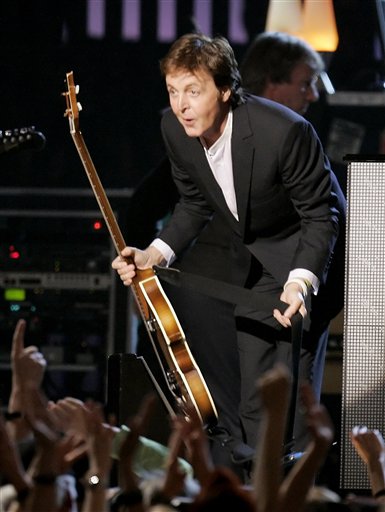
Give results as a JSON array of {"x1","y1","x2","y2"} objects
[{"x1": 340, "y1": 155, "x2": 385, "y2": 491}]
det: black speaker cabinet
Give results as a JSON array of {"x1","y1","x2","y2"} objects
[
  {"x1": 106, "y1": 353, "x2": 176, "y2": 445},
  {"x1": 340, "y1": 155, "x2": 385, "y2": 491}
]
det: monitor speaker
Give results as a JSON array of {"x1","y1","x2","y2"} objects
[
  {"x1": 106, "y1": 353, "x2": 175, "y2": 445},
  {"x1": 340, "y1": 155, "x2": 385, "y2": 491}
]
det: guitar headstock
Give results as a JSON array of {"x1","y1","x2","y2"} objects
[{"x1": 63, "y1": 71, "x2": 82, "y2": 134}]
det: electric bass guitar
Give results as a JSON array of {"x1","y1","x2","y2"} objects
[{"x1": 63, "y1": 71, "x2": 218, "y2": 427}]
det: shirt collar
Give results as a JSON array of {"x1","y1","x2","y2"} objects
[{"x1": 200, "y1": 109, "x2": 233, "y2": 155}]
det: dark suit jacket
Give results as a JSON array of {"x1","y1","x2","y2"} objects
[{"x1": 159, "y1": 95, "x2": 340, "y2": 293}]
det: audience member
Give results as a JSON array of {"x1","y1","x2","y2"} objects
[
  {"x1": 351, "y1": 425, "x2": 385, "y2": 505},
  {"x1": 7, "y1": 317, "x2": 385, "y2": 512},
  {"x1": 240, "y1": 30, "x2": 346, "y2": 412},
  {"x1": 0, "y1": 410, "x2": 32, "y2": 511},
  {"x1": 252, "y1": 363, "x2": 335, "y2": 512},
  {"x1": 7, "y1": 318, "x2": 47, "y2": 443}
]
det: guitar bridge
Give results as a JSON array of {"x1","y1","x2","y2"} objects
[
  {"x1": 166, "y1": 369, "x2": 183, "y2": 398},
  {"x1": 146, "y1": 317, "x2": 157, "y2": 332}
]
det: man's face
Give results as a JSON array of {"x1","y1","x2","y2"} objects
[
  {"x1": 165, "y1": 67, "x2": 231, "y2": 147},
  {"x1": 266, "y1": 62, "x2": 320, "y2": 115}
]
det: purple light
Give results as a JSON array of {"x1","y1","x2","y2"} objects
[
  {"x1": 86, "y1": 0, "x2": 106, "y2": 39},
  {"x1": 122, "y1": 0, "x2": 141, "y2": 41},
  {"x1": 193, "y1": 0, "x2": 212, "y2": 36},
  {"x1": 158, "y1": 0, "x2": 177, "y2": 42},
  {"x1": 229, "y1": 0, "x2": 248, "y2": 43}
]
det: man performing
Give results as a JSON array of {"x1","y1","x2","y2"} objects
[{"x1": 112, "y1": 33, "x2": 340, "y2": 472}]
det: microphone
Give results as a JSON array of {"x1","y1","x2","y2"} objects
[{"x1": 0, "y1": 126, "x2": 46, "y2": 155}]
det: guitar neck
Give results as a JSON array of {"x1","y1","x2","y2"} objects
[
  {"x1": 71, "y1": 131, "x2": 127, "y2": 254},
  {"x1": 70, "y1": 130, "x2": 151, "y2": 320}
]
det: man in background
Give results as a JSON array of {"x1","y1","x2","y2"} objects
[
  {"x1": 241, "y1": 31, "x2": 323, "y2": 115},
  {"x1": 241, "y1": 31, "x2": 346, "y2": 402}
]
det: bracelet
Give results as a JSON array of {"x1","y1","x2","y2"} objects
[
  {"x1": 374, "y1": 488, "x2": 385, "y2": 498},
  {"x1": 33, "y1": 474, "x2": 57, "y2": 485},
  {"x1": 110, "y1": 489, "x2": 143, "y2": 511},
  {"x1": 4, "y1": 411, "x2": 22, "y2": 421}
]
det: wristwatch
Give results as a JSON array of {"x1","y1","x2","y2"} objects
[{"x1": 86, "y1": 474, "x2": 105, "y2": 490}]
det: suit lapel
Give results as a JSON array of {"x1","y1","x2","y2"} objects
[
  {"x1": 231, "y1": 105, "x2": 255, "y2": 238},
  {"x1": 188, "y1": 136, "x2": 241, "y2": 233}
]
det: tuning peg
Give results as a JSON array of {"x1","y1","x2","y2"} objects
[
  {"x1": 75, "y1": 85, "x2": 80, "y2": 94},
  {"x1": 77, "y1": 102, "x2": 83, "y2": 111}
]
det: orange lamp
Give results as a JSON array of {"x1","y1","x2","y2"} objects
[
  {"x1": 265, "y1": 0, "x2": 339, "y2": 53},
  {"x1": 300, "y1": 0, "x2": 339, "y2": 52}
]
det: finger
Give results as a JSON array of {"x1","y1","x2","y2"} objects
[
  {"x1": 299, "y1": 382, "x2": 317, "y2": 411},
  {"x1": 119, "y1": 270, "x2": 136, "y2": 280},
  {"x1": 166, "y1": 427, "x2": 185, "y2": 464},
  {"x1": 283, "y1": 302, "x2": 301, "y2": 319},
  {"x1": 273, "y1": 309, "x2": 291, "y2": 328},
  {"x1": 63, "y1": 397, "x2": 85, "y2": 407},
  {"x1": 112, "y1": 255, "x2": 134, "y2": 271},
  {"x1": 121, "y1": 393, "x2": 157, "y2": 453},
  {"x1": 11, "y1": 319, "x2": 27, "y2": 357},
  {"x1": 23, "y1": 345, "x2": 39, "y2": 355},
  {"x1": 64, "y1": 442, "x2": 88, "y2": 463},
  {"x1": 120, "y1": 246, "x2": 134, "y2": 257},
  {"x1": 122, "y1": 276, "x2": 134, "y2": 286},
  {"x1": 30, "y1": 350, "x2": 46, "y2": 362},
  {"x1": 299, "y1": 304, "x2": 307, "y2": 318},
  {"x1": 135, "y1": 392, "x2": 157, "y2": 431},
  {"x1": 352, "y1": 425, "x2": 368, "y2": 436}
]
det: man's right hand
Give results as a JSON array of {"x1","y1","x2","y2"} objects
[{"x1": 111, "y1": 246, "x2": 166, "y2": 286}]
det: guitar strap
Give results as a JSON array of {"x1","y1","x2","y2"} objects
[
  {"x1": 154, "y1": 265, "x2": 296, "y2": 313},
  {"x1": 154, "y1": 266, "x2": 303, "y2": 460}
]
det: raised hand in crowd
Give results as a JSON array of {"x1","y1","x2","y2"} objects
[
  {"x1": 151, "y1": 414, "x2": 189, "y2": 508},
  {"x1": 110, "y1": 393, "x2": 158, "y2": 512},
  {"x1": 277, "y1": 380, "x2": 335, "y2": 512},
  {"x1": 8, "y1": 319, "x2": 47, "y2": 442},
  {"x1": 252, "y1": 362, "x2": 292, "y2": 512},
  {"x1": 0, "y1": 409, "x2": 32, "y2": 511},
  {"x1": 189, "y1": 465, "x2": 255, "y2": 512},
  {"x1": 351, "y1": 425, "x2": 385, "y2": 503},
  {"x1": 47, "y1": 396, "x2": 106, "y2": 455},
  {"x1": 80, "y1": 401, "x2": 115, "y2": 512},
  {"x1": 176, "y1": 406, "x2": 214, "y2": 486},
  {"x1": 251, "y1": 363, "x2": 335, "y2": 512},
  {"x1": 23, "y1": 387, "x2": 80, "y2": 512},
  {"x1": 170, "y1": 404, "x2": 255, "y2": 511}
]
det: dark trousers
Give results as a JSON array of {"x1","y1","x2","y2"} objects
[
  {"x1": 235, "y1": 267, "x2": 330, "y2": 454},
  {"x1": 166, "y1": 285, "x2": 245, "y2": 474}
]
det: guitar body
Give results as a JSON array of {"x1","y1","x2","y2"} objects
[
  {"x1": 63, "y1": 71, "x2": 217, "y2": 427},
  {"x1": 137, "y1": 268, "x2": 217, "y2": 426}
]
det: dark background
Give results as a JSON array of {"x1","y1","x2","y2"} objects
[
  {"x1": 0, "y1": 4, "x2": 385, "y2": 489},
  {"x1": 0, "y1": 0, "x2": 384, "y2": 192}
]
